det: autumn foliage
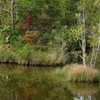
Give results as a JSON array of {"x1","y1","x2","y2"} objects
[
  {"x1": 23, "y1": 31, "x2": 39, "y2": 45},
  {"x1": 17, "y1": 11, "x2": 34, "y2": 32}
]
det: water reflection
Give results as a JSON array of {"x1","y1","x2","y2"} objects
[
  {"x1": 73, "y1": 94, "x2": 92, "y2": 100},
  {"x1": 67, "y1": 83, "x2": 100, "y2": 100},
  {"x1": 0, "y1": 64, "x2": 100, "y2": 100}
]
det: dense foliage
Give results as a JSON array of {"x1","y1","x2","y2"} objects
[
  {"x1": 0, "y1": 0, "x2": 100, "y2": 68},
  {"x1": 17, "y1": 11, "x2": 34, "y2": 32}
]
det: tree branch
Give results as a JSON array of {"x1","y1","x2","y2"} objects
[{"x1": 0, "y1": 9, "x2": 11, "y2": 13}]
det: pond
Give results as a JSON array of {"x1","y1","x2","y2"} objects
[{"x1": 0, "y1": 64, "x2": 100, "y2": 100}]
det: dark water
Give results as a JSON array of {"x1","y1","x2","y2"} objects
[{"x1": 0, "y1": 64, "x2": 100, "y2": 100}]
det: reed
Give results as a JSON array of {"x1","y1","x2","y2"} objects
[
  {"x1": 67, "y1": 64, "x2": 100, "y2": 82},
  {"x1": 54, "y1": 64, "x2": 100, "y2": 83}
]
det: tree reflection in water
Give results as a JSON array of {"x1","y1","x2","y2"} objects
[
  {"x1": 0, "y1": 64, "x2": 100, "y2": 100},
  {"x1": 67, "y1": 83, "x2": 100, "y2": 100}
]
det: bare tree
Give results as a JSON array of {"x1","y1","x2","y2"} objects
[
  {"x1": 81, "y1": 4, "x2": 86, "y2": 66},
  {"x1": 78, "y1": 1, "x2": 86, "y2": 66}
]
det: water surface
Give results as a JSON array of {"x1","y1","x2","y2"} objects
[{"x1": 0, "y1": 64, "x2": 100, "y2": 100}]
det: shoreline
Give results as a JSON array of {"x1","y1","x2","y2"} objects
[{"x1": 0, "y1": 61, "x2": 63, "y2": 67}]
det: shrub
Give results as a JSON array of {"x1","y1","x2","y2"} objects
[
  {"x1": 16, "y1": 11, "x2": 34, "y2": 32},
  {"x1": 23, "y1": 31, "x2": 38, "y2": 45}
]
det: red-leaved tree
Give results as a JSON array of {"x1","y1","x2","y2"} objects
[{"x1": 17, "y1": 11, "x2": 34, "y2": 32}]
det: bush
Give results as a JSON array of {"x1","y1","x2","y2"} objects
[{"x1": 23, "y1": 31, "x2": 38, "y2": 45}]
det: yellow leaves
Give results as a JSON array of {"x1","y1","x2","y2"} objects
[{"x1": 94, "y1": 0, "x2": 100, "y2": 6}]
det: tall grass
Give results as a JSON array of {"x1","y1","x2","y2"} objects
[
  {"x1": 0, "y1": 44, "x2": 67, "y2": 66},
  {"x1": 0, "y1": 46, "x2": 16, "y2": 63},
  {"x1": 67, "y1": 64, "x2": 100, "y2": 82},
  {"x1": 54, "y1": 64, "x2": 100, "y2": 83}
]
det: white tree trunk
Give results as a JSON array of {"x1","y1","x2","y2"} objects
[
  {"x1": 11, "y1": 0, "x2": 15, "y2": 30},
  {"x1": 82, "y1": 5, "x2": 86, "y2": 66}
]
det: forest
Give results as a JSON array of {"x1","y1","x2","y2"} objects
[
  {"x1": 0, "y1": 0, "x2": 100, "y2": 69},
  {"x1": 0, "y1": 1, "x2": 100, "y2": 100}
]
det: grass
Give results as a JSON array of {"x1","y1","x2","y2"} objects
[
  {"x1": 0, "y1": 44, "x2": 100, "y2": 83},
  {"x1": 54, "y1": 64, "x2": 100, "y2": 83},
  {"x1": 0, "y1": 44, "x2": 66, "y2": 66}
]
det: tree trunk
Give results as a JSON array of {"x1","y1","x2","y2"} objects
[
  {"x1": 11, "y1": 0, "x2": 15, "y2": 30},
  {"x1": 92, "y1": 20, "x2": 100, "y2": 68},
  {"x1": 90, "y1": 45, "x2": 95, "y2": 68},
  {"x1": 82, "y1": 5, "x2": 86, "y2": 66}
]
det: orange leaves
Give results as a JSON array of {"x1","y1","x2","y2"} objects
[{"x1": 23, "y1": 31, "x2": 39, "y2": 46}]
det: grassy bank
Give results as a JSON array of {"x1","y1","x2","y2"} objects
[
  {"x1": 0, "y1": 44, "x2": 100, "y2": 83},
  {"x1": 53, "y1": 64, "x2": 100, "y2": 83},
  {"x1": 0, "y1": 44, "x2": 66, "y2": 66}
]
